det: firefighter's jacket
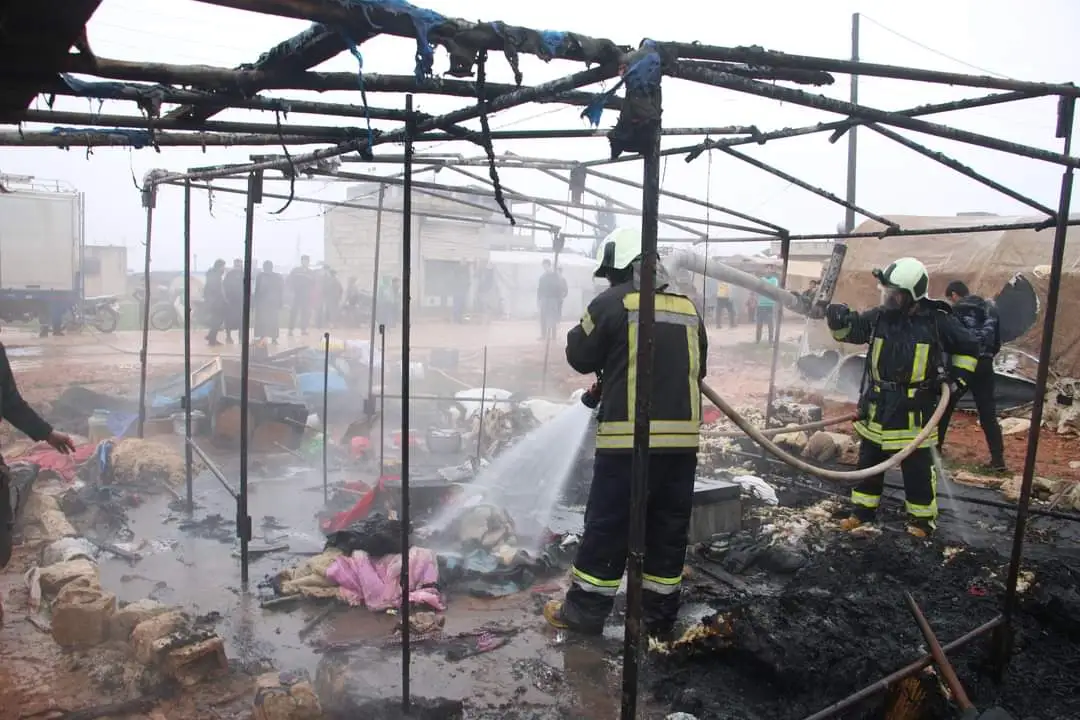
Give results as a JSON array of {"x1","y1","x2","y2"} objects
[
  {"x1": 831, "y1": 301, "x2": 979, "y2": 451},
  {"x1": 566, "y1": 281, "x2": 707, "y2": 453}
]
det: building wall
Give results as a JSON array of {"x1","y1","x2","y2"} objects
[
  {"x1": 324, "y1": 182, "x2": 524, "y2": 309},
  {"x1": 83, "y1": 244, "x2": 127, "y2": 298}
]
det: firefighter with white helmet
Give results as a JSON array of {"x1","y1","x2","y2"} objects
[
  {"x1": 544, "y1": 228, "x2": 708, "y2": 638},
  {"x1": 826, "y1": 257, "x2": 980, "y2": 537}
]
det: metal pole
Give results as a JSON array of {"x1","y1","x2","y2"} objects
[
  {"x1": 621, "y1": 122, "x2": 662, "y2": 720},
  {"x1": 322, "y1": 331, "x2": 330, "y2": 505},
  {"x1": 366, "y1": 184, "x2": 387, "y2": 402},
  {"x1": 476, "y1": 346, "x2": 488, "y2": 464},
  {"x1": 903, "y1": 592, "x2": 974, "y2": 711},
  {"x1": 996, "y1": 96, "x2": 1075, "y2": 673},
  {"x1": 238, "y1": 169, "x2": 261, "y2": 585},
  {"x1": 400, "y1": 93, "x2": 414, "y2": 715},
  {"x1": 183, "y1": 180, "x2": 194, "y2": 514},
  {"x1": 379, "y1": 323, "x2": 386, "y2": 480},
  {"x1": 762, "y1": 235, "x2": 791, "y2": 444},
  {"x1": 136, "y1": 192, "x2": 155, "y2": 439},
  {"x1": 844, "y1": 12, "x2": 860, "y2": 233}
]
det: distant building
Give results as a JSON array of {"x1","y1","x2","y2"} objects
[
  {"x1": 323, "y1": 183, "x2": 535, "y2": 312},
  {"x1": 83, "y1": 245, "x2": 127, "y2": 298}
]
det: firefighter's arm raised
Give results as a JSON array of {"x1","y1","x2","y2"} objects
[
  {"x1": 566, "y1": 294, "x2": 614, "y2": 375},
  {"x1": 826, "y1": 304, "x2": 880, "y2": 345},
  {"x1": 938, "y1": 311, "x2": 980, "y2": 386}
]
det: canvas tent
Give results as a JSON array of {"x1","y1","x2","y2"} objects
[{"x1": 808, "y1": 215, "x2": 1080, "y2": 376}]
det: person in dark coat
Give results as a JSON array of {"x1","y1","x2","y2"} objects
[
  {"x1": 288, "y1": 255, "x2": 314, "y2": 337},
  {"x1": 223, "y1": 258, "x2": 244, "y2": 344},
  {"x1": 253, "y1": 260, "x2": 284, "y2": 344},
  {"x1": 0, "y1": 339, "x2": 75, "y2": 575},
  {"x1": 203, "y1": 258, "x2": 228, "y2": 347}
]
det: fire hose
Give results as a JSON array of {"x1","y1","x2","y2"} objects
[{"x1": 700, "y1": 380, "x2": 951, "y2": 484}]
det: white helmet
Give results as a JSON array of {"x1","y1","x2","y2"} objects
[
  {"x1": 873, "y1": 257, "x2": 929, "y2": 301},
  {"x1": 594, "y1": 228, "x2": 642, "y2": 279}
]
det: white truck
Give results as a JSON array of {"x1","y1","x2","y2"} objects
[{"x1": 0, "y1": 176, "x2": 116, "y2": 333}]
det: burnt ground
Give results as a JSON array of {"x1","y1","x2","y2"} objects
[{"x1": 648, "y1": 481, "x2": 1080, "y2": 720}]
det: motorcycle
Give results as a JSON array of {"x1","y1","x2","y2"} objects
[
  {"x1": 148, "y1": 289, "x2": 207, "y2": 332},
  {"x1": 79, "y1": 295, "x2": 121, "y2": 333}
]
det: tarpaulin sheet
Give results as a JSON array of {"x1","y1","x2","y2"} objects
[{"x1": 808, "y1": 215, "x2": 1080, "y2": 376}]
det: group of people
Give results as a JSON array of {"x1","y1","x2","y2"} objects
[
  {"x1": 202, "y1": 255, "x2": 357, "y2": 347},
  {"x1": 544, "y1": 228, "x2": 1006, "y2": 640}
]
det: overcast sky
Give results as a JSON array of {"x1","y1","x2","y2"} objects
[{"x1": 1, "y1": 0, "x2": 1078, "y2": 271}]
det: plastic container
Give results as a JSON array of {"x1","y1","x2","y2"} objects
[{"x1": 88, "y1": 409, "x2": 112, "y2": 443}]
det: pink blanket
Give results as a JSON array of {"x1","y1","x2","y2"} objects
[
  {"x1": 326, "y1": 547, "x2": 445, "y2": 611},
  {"x1": 10, "y1": 443, "x2": 96, "y2": 482}
]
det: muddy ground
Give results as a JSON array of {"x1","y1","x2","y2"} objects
[{"x1": 2, "y1": 321, "x2": 1078, "y2": 719}]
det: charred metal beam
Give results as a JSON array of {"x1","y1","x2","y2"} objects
[
  {"x1": 13, "y1": 109, "x2": 373, "y2": 140},
  {"x1": 535, "y1": 166, "x2": 707, "y2": 238},
  {"x1": 586, "y1": 90, "x2": 1047, "y2": 168},
  {"x1": 311, "y1": 167, "x2": 763, "y2": 232},
  {"x1": 670, "y1": 63, "x2": 1080, "y2": 168},
  {"x1": 0, "y1": 129, "x2": 326, "y2": 147},
  {"x1": 37, "y1": 77, "x2": 408, "y2": 121},
  {"x1": 194, "y1": 0, "x2": 628, "y2": 72},
  {"x1": 161, "y1": 180, "x2": 558, "y2": 232},
  {"x1": 716, "y1": 146, "x2": 900, "y2": 229},
  {"x1": 866, "y1": 124, "x2": 1057, "y2": 218},
  {"x1": 167, "y1": 23, "x2": 349, "y2": 122},
  {"x1": 440, "y1": 165, "x2": 603, "y2": 230},
  {"x1": 784, "y1": 218, "x2": 1080, "y2": 242},
  {"x1": 584, "y1": 166, "x2": 787, "y2": 235},
  {"x1": 49, "y1": 54, "x2": 622, "y2": 111},
  {"x1": 678, "y1": 59, "x2": 833, "y2": 86},
  {"x1": 664, "y1": 41, "x2": 1080, "y2": 97}
]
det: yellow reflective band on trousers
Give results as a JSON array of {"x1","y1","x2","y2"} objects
[
  {"x1": 851, "y1": 490, "x2": 881, "y2": 509},
  {"x1": 906, "y1": 465, "x2": 939, "y2": 519},
  {"x1": 642, "y1": 573, "x2": 682, "y2": 595},
  {"x1": 596, "y1": 292, "x2": 701, "y2": 450},
  {"x1": 571, "y1": 566, "x2": 620, "y2": 596},
  {"x1": 951, "y1": 354, "x2": 977, "y2": 373}
]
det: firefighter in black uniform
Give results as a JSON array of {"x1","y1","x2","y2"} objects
[
  {"x1": 938, "y1": 280, "x2": 1006, "y2": 472},
  {"x1": 544, "y1": 228, "x2": 707, "y2": 637},
  {"x1": 827, "y1": 257, "x2": 980, "y2": 537}
]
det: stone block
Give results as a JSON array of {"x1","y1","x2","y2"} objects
[
  {"x1": 254, "y1": 670, "x2": 323, "y2": 720},
  {"x1": 110, "y1": 599, "x2": 170, "y2": 641},
  {"x1": 131, "y1": 611, "x2": 188, "y2": 665},
  {"x1": 51, "y1": 576, "x2": 116, "y2": 647},
  {"x1": 38, "y1": 558, "x2": 98, "y2": 598},
  {"x1": 162, "y1": 636, "x2": 228, "y2": 687}
]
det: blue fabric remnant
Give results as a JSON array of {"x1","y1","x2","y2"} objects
[
  {"x1": 60, "y1": 74, "x2": 132, "y2": 97},
  {"x1": 539, "y1": 31, "x2": 567, "y2": 59},
  {"x1": 580, "y1": 39, "x2": 662, "y2": 127},
  {"x1": 50, "y1": 127, "x2": 152, "y2": 149},
  {"x1": 342, "y1": 0, "x2": 446, "y2": 80}
]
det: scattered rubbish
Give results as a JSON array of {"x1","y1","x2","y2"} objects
[
  {"x1": 253, "y1": 669, "x2": 323, "y2": 720},
  {"x1": 324, "y1": 513, "x2": 402, "y2": 556},
  {"x1": 731, "y1": 475, "x2": 779, "y2": 506},
  {"x1": 444, "y1": 627, "x2": 516, "y2": 661},
  {"x1": 326, "y1": 547, "x2": 444, "y2": 611},
  {"x1": 42, "y1": 536, "x2": 97, "y2": 565}
]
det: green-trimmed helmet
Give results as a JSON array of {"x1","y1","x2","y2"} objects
[
  {"x1": 594, "y1": 228, "x2": 642, "y2": 279},
  {"x1": 873, "y1": 257, "x2": 929, "y2": 301}
]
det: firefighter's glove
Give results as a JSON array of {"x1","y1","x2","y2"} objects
[
  {"x1": 825, "y1": 303, "x2": 850, "y2": 330},
  {"x1": 581, "y1": 382, "x2": 602, "y2": 410}
]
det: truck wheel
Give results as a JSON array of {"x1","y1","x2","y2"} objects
[
  {"x1": 150, "y1": 305, "x2": 176, "y2": 332},
  {"x1": 93, "y1": 308, "x2": 119, "y2": 334}
]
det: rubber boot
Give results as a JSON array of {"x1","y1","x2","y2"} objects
[
  {"x1": 840, "y1": 507, "x2": 876, "y2": 532},
  {"x1": 906, "y1": 517, "x2": 936, "y2": 539},
  {"x1": 543, "y1": 600, "x2": 603, "y2": 636}
]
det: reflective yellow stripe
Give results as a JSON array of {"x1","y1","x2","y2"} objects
[
  {"x1": 596, "y1": 433, "x2": 700, "y2": 450},
  {"x1": 598, "y1": 420, "x2": 700, "y2": 435},
  {"x1": 831, "y1": 326, "x2": 851, "y2": 340},
  {"x1": 906, "y1": 464, "x2": 939, "y2": 519},
  {"x1": 627, "y1": 318, "x2": 638, "y2": 427},
  {"x1": 851, "y1": 491, "x2": 881, "y2": 509},
  {"x1": 643, "y1": 573, "x2": 682, "y2": 595},
  {"x1": 572, "y1": 566, "x2": 621, "y2": 596},
  {"x1": 870, "y1": 337, "x2": 884, "y2": 381},
  {"x1": 687, "y1": 325, "x2": 701, "y2": 423},
  {"x1": 627, "y1": 310, "x2": 698, "y2": 327},
  {"x1": 624, "y1": 293, "x2": 698, "y2": 315},
  {"x1": 951, "y1": 354, "x2": 977, "y2": 372},
  {"x1": 911, "y1": 343, "x2": 930, "y2": 383},
  {"x1": 580, "y1": 311, "x2": 595, "y2": 336}
]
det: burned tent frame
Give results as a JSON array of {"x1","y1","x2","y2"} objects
[{"x1": 3, "y1": 1, "x2": 1078, "y2": 716}]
